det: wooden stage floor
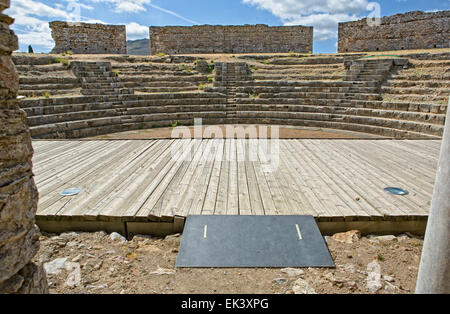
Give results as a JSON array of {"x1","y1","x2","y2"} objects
[{"x1": 33, "y1": 139, "x2": 441, "y2": 236}]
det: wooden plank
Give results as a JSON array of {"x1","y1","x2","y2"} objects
[
  {"x1": 237, "y1": 140, "x2": 251, "y2": 215},
  {"x1": 37, "y1": 141, "x2": 150, "y2": 216},
  {"x1": 137, "y1": 139, "x2": 196, "y2": 220},
  {"x1": 189, "y1": 140, "x2": 221, "y2": 215},
  {"x1": 227, "y1": 139, "x2": 239, "y2": 215},
  {"x1": 174, "y1": 140, "x2": 212, "y2": 218},
  {"x1": 314, "y1": 140, "x2": 411, "y2": 219},
  {"x1": 303, "y1": 140, "x2": 383, "y2": 220},
  {"x1": 273, "y1": 141, "x2": 316, "y2": 216},
  {"x1": 158, "y1": 140, "x2": 204, "y2": 220},
  {"x1": 100, "y1": 140, "x2": 186, "y2": 219},
  {"x1": 333, "y1": 141, "x2": 431, "y2": 217},
  {"x1": 281, "y1": 140, "x2": 332, "y2": 219},
  {"x1": 56, "y1": 140, "x2": 171, "y2": 218},
  {"x1": 37, "y1": 141, "x2": 131, "y2": 196},
  {"x1": 245, "y1": 139, "x2": 264, "y2": 215},
  {"x1": 300, "y1": 140, "x2": 370, "y2": 221},
  {"x1": 257, "y1": 140, "x2": 289, "y2": 215},
  {"x1": 202, "y1": 139, "x2": 225, "y2": 215},
  {"x1": 35, "y1": 141, "x2": 108, "y2": 184},
  {"x1": 214, "y1": 139, "x2": 230, "y2": 215}
]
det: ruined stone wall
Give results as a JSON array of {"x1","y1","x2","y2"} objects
[
  {"x1": 0, "y1": 0, "x2": 48, "y2": 294},
  {"x1": 150, "y1": 25, "x2": 313, "y2": 55},
  {"x1": 49, "y1": 21, "x2": 127, "y2": 54},
  {"x1": 338, "y1": 10, "x2": 450, "y2": 53}
]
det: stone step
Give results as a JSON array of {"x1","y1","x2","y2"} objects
[
  {"x1": 384, "y1": 80, "x2": 450, "y2": 88},
  {"x1": 22, "y1": 97, "x2": 228, "y2": 116},
  {"x1": 26, "y1": 104, "x2": 229, "y2": 126},
  {"x1": 117, "y1": 70, "x2": 198, "y2": 76},
  {"x1": 134, "y1": 86, "x2": 199, "y2": 93},
  {"x1": 81, "y1": 77, "x2": 121, "y2": 84},
  {"x1": 81, "y1": 88, "x2": 134, "y2": 96},
  {"x1": 30, "y1": 113, "x2": 227, "y2": 138},
  {"x1": 252, "y1": 74, "x2": 344, "y2": 81},
  {"x1": 382, "y1": 93, "x2": 449, "y2": 103},
  {"x1": 234, "y1": 117, "x2": 440, "y2": 139},
  {"x1": 233, "y1": 111, "x2": 443, "y2": 136},
  {"x1": 18, "y1": 89, "x2": 81, "y2": 97},
  {"x1": 381, "y1": 86, "x2": 450, "y2": 96},
  {"x1": 75, "y1": 71, "x2": 117, "y2": 78},
  {"x1": 391, "y1": 74, "x2": 450, "y2": 81},
  {"x1": 19, "y1": 77, "x2": 79, "y2": 84},
  {"x1": 15, "y1": 64, "x2": 69, "y2": 73},
  {"x1": 233, "y1": 98, "x2": 447, "y2": 114},
  {"x1": 19, "y1": 83, "x2": 80, "y2": 91},
  {"x1": 257, "y1": 91, "x2": 382, "y2": 101},
  {"x1": 235, "y1": 86, "x2": 379, "y2": 94},
  {"x1": 81, "y1": 82, "x2": 126, "y2": 90},
  {"x1": 230, "y1": 104, "x2": 445, "y2": 125},
  {"x1": 121, "y1": 81, "x2": 200, "y2": 88}
]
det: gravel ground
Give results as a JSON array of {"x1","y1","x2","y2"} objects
[{"x1": 33, "y1": 230, "x2": 423, "y2": 294}]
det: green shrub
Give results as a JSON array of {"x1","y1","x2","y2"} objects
[
  {"x1": 208, "y1": 77, "x2": 214, "y2": 82},
  {"x1": 157, "y1": 52, "x2": 166, "y2": 57},
  {"x1": 54, "y1": 57, "x2": 70, "y2": 66},
  {"x1": 248, "y1": 91, "x2": 259, "y2": 99},
  {"x1": 171, "y1": 121, "x2": 179, "y2": 127},
  {"x1": 43, "y1": 91, "x2": 50, "y2": 98}
]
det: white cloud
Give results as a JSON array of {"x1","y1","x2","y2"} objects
[
  {"x1": 242, "y1": 0, "x2": 371, "y2": 40},
  {"x1": 126, "y1": 22, "x2": 149, "y2": 39},
  {"x1": 6, "y1": 0, "x2": 78, "y2": 49},
  {"x1": 89, "y1": 0, "x2": 151, "y2": 13}
]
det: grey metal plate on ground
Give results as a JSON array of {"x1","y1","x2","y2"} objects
[{"x1": 176, "y1": 215, "x2": 335, "y2": 268}]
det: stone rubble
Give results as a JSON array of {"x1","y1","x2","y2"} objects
[
  {"x1": 366, "y1": 260, "x2": 383, "y2": 293},
  {"x1": 0, "y1": 0, "x2": 48, "y2": 294}
]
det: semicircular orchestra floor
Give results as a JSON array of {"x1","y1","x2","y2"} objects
[
  {"x1": 89, "y1": 125, "x2": 384, "y2": 140},
  {"x1": 33, "y1": 137, "x2": 440, "y2": 237}
]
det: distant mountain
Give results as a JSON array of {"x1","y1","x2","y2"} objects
[{"x1": 127, "y1": 39, "x2": 150, "y2": 56}]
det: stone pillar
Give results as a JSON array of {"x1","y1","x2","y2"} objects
[
  {"x1": 415, "y1": 105, "x2": 450, "y2": 294},
  {"x1": 0, "y1": 0, "x2": 48, "y2": 294}
]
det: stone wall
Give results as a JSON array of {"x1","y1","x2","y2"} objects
[
  {"x1": 150, "y1": 25, "x2": 313, "y2": 55},
  {"x1": 338, "y1": 10, "x2": 450, "y2": 53},
  {"x1": 49, "y1": 21, "x2": 127, "y2": 54},
  {"x1": 0, "y1": 0, "x2": 48, "y2": 294}
]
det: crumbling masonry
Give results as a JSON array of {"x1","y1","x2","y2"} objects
[
  {"x1": 0, "y1": 0, "x2": 48, "y2": 293},
  {"x1": 338, "y1": 10, "x2": 450, "y2": 53},
  {"x1": 50, "y1": 21, "x2": 127, "y2": 54},
  {"x1": 150, "y1": 25, "x2": 313, "y2": 55}
]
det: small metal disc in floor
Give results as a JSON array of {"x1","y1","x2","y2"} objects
[{"x1": 176, "y1": 215, "x2": 335, "y2": 268}]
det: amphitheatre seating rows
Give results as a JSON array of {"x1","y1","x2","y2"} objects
[
  {"x1": 14, "y1": 53, "x2": 449, "y2": 139},
  {"x1": 382, "y1": 59, "x2": 450, "y2": 104},
  {"x1": 111, "y1": 61, "x2": 211, "y2": 94},
  {"x1": 15, "y1": 57, "x2": 81, "y2": 97}
]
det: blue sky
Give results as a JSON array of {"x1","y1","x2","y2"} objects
[{"x1": 6, "y1": 0, "x2": 450, "y2": 54}]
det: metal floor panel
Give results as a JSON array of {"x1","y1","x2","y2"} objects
[{"x1": 176, "y1": 215, "x2": 335, "y2": 268}]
